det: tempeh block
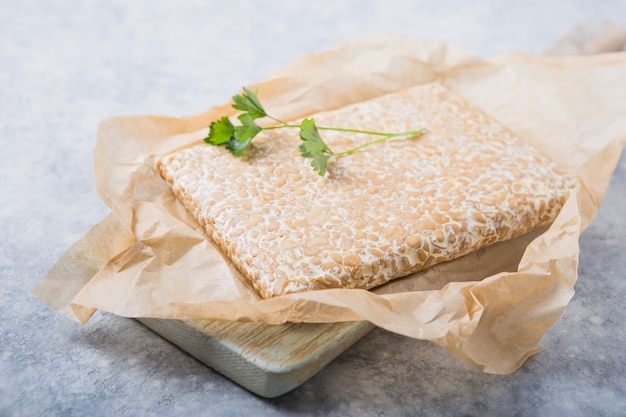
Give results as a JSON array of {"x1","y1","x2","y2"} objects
[{"x1": 158, "y1": 83, "x2": 575, "y2": 298}]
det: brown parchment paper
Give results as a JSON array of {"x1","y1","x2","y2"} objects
[{"x1": 34, "y1": 35, "x2": 626, "y2": 374}]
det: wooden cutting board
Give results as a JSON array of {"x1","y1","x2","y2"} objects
[
  {"x1": 138, "y1": 318, "x2": 373, "y2": 398},
  {"x1": 138, "y1": 19, "x2": 625, "y2": 398}
]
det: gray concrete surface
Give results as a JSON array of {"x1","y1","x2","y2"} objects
[{"x1": 1, "y1": 1, "x2": 625, "y2": 416}]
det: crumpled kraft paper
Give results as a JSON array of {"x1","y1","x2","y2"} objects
[{"x1": 34, "y1": 35, "x2": 626, "y2": 374}]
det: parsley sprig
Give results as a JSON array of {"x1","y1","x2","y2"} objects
[{"x1": 204, "y1": 87, "x2": 426, "y2": 176}]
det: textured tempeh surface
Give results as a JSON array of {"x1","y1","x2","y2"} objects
[{"x1": 158, "y1": 83, "x2": 575, "y2": 298}]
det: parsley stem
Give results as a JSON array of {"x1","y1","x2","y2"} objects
[
  {"x1": 316, "y1": 126, "x2": 424, "y2": 138},
  {"x1": 263, "y1": 122, "x2": 300, "y2": 130},
  {"x1": 262, "y1": 121, "x2": 426, "y2": 156},
  {"x1": 330, "y1": 127, "x2": 427, "y2": 156},
  {"x1": 263, "y1": 122, "x2": 426, "y2": 140},
  {"x1": 265, "y1": 115, "x2": 292, "y2": 126}
]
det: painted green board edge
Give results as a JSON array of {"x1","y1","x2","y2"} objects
[{"x1": 138, "y1": 318, "x2": 374, "y2": 398}]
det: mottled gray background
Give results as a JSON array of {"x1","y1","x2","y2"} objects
[{"x1": 1, "y1": 1, "x2": 625, "y2": 416}]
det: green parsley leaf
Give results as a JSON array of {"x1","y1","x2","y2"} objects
[
  {"x1": 234, "y1": 113, "x2": 262, "y2": 142},
  {"x1": 232, "y1": 87, "x2": 267, "y2": 119},
  {"x1": 227, "y1": 113, "x2": 262, "y2": 156},
  {"x1": 299, "y1": 118, "x2": 333, "y2": 176},
  {"x1": 226, "y1": 136, "x2": 254, "y2": 156},
  {"x1": 205, "y1": 116, "x2": 235, "y2": 145}
]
